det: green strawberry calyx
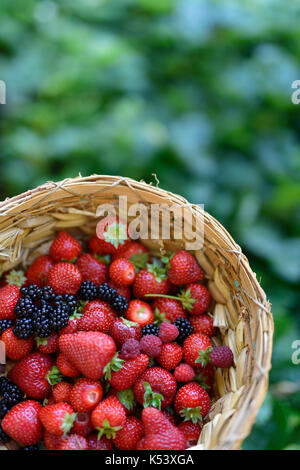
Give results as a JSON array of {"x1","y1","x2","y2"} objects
[
  {"x1": 117, "y1": 388, "x2": 136, "y2": 411},
  {"x1": 145, "y1": 287, "x2": 196, "y2": 311},
  {"x1": 5, "y1": 270, "x2": 27, "y2": 287},
  {"x1": 143, "y1": 381, "x2": 164, "y2": 410},
  {"x1": 103, "y1": 353, "x2": 124, "y2": 380},
  {"x1": 46, "y1": 366, "x2": 64, "y2": 386},
  {"x1": 94, "y1": 254, "x2": 111, "y2": 265},
  {"x1": 61, "y1": 411, "x2": 77, "y2": 435},
  {"x1": 120, "y1": 317, "x2": 139, "y2": 328},
  {"x1": 195, "y1": 347, "x2": 213, "y2": 367},
  {"x1": 104, "y1": 221, "x2": 128, "y2": 249},
  {"x1": 160, "y1": 252, "x2": 175, "y2": 271},
  {"x1": 147, "y1": 259, "x2": 167, "y2": 283},
  {"x1": 153, "y1": 307, "x2": 167, "y2": 325},
  {"x1": 180, "y1": 406, "x2": 203, "y2": 424},
  {"x1": 129, "y1": 252, "x2": 149, "y2": 271},
  {"x1": 69, "y1": 309, "x2": 83, "y2": 321},
  {"x1": 35, "y1": 336, "x2": 49, "y2": 347},
  {"x1": 97, "y1": 418, "x2": 123, "y2": 440},
  {"x1": 194, "y1": 373, "x2": 211, "y2": 391}
]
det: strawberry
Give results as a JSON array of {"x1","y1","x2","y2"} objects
[
  {"x1": 158, "y1": 321, "x2": 179, "y2": 343},
  {"x1": 60, "y1": 310, "x2": 82, "y2": 335},
  {"x1": 194, "y1": 364, "x2": 214, "y2": 390},
  {"x1": 113, "y1": 416, "x2": 144, "y2": 450},
  {"x1": 59, "y1": 331, "x2": 116, "y2": 380},
  {"x1": 181, "y1": 283, "x2": 211, "y2": 315},
  {"x1": 70, "y1": 378, "x2": 103, "y2": 412},
  {"x1": 71, "y1": 412, "x2": 93, "y2": 437},
  {"x1": 167, "y1": 250, "x2": 204, "y2": 285},
  {"x1": 209, "y1": 345, "x2": 234, "y2": 368},
  {"x1": 108, "y1": 387, "x2": 136, "y2": 415},
  {"x1": 43, "y1": 430, "x2": 65, "y2": 450},
  {"x1": 9, "y1": 352, "x2": 54, "y2": 400},
  {"x1": 174, "y1": 363, "x2": 195, "y2": 382},
  {"x1": 109, "y1": 258, "x2": 136, "y2": 286},
  {"x1": 177, "y1": 421, "x2": 202, "y2": 447},
  {"x1": 140, "y1": 407, "x2": 187, "y2": 450},
  {"x1": 39, "y1": 402, "x2": 77, "y2": 436},
  {"x1": 125, "y1": 300, "x2": 154, "y2": 327},
  {"x1": 47, "y1": 262, "x2": 82, "y2": 295},
  {"x1": 53, "y1": 381, "x2": 73, "y2": 403},
  {"x1": 1, "y1": 269, "x2": 26, "y2": 287},
  {"x1": 109, "y1": 317, "x2": 142, "y2": 347},
  {"x1": 87, "y1": 432, "x2": 113, "y2": 450},
  {"x1": 133, "y1": 262, "x2": 171, "y2": 300},
  {"x1": 25, "y1": 256, "x2": 54, "y2": 287},
  {"x1": 76, "y1": 253, "x2": 108, "y2": 286},
  {"x1": 183, "y1": 333, "x2": 212, "y2": 367},
  {"x1": 57, "y1": 434, "x2": 88, "y2": 450},
  {"x1": 2, "y1": 400, "x2": 42, "y2": 446},
  {"x1": 77, "y1": 300, "x2": 115, "y2": 334},
  {"x1": 0, "y1": 284, "x2": 20, "y2": 320},
  {"x1": 134, "y1": 367, "x2": 177, "y2": 410},
  {"x1": 112, "y1": 241, "x2": 149, "y2": 269},
  {"x1": 156, "y1": 343, "x2": 183, "y2": 371},
  {"x1": 56, "y1": 353, "x2": 80, "y2": 377},
  {"x1": 108, "y1": 353, "x2": 149, "y2": 391},
  {"x1": 91, "y1": 396, "x2": 126, "y2": 439},
  {"x1": 36, "y1": 332, "x2": 59, "y2": 354},
  {"x1": 151, "y1": 298, "x2": 186, "y2": 324},
  {"x1": 108, "y1": 280, "x2": 131, "y2": 300},
  {"x1": 174, "y1": 382, "x2": 210, "y2": 423},
  {"x1": 93, "y1": 216, "x2": 130, "y2": 255},
  {"x1": 1, "y1": 327, "x2": 33, "y2": 360},
  {"x1": 189, "y1": 314, "x2": 215, "y2": 336},
  {"x1": 163, "y1": 407, "x2": 178, "y2": 426},
  {"x1": 50, "y1": 231, "x2": 81, "y2": 262}
]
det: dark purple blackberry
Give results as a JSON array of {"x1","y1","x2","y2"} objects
[
  {"x1": 22, "y1": 445, "x2": 39, "y2": 451},
  {"x1": 0, "y1": 320, "x2": 13, "y2": 334},
  {"x1": 142, "y1": 324, "x2": 159, "y2": 337},
  {"x1": 2, "y1": 382, "x2": 23, "y2": 406},
  {"x1": 50, "y1": 304, "x2": 69, "y2": 331},
  {"x1": 14, "y1": 296, "x2": 37, "y2": 318},
  {"x1": 173, "y1": 317, "x2": 194, "y2": 342},
  {"x1": 0, "y1": 376, "x2": 9, "y2": 395},
  {"x1": 13, "y1": 317, "x2": 34, "y2": 339},
  {"x1": 77, "y1": 281, "x2": 98, "y2": 301},
  {"x1": 111, "y1": 294, "x2": 128, "y2": 313},
  {"x1": 32, "y1": 301, "x2": 53, "y2": 337},
  {"x1": 0, "y1": 422, "x2": 9, "y2": 444},
  {"x1": 0, "y1": 399, "x2": 11, "y2": 419},
  {"x1": 20, "y1": 284, "x2": 42, "y2": 301},
  {"x1": 98, "y1": 283, "x2": 117, "y2": 302},
  {"x1": 54, "y1": 295, "x2": 77, "y2": 314},
  {"x1": 41, "y1": 286, "x2": 56, "y2": 301}
]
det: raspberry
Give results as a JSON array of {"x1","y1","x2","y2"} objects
[
  {"x1": 158, "y1": 322, "x2": 179, "y2": 343},
  {"x1": 139, "y1": 335, "x2": 162, "y2": 358},
  {"x1": 120, "y1": 339, "x2": 140, "y2": 360},
  {"x1": 174, "y1": 363, "x2": 195, "y2": 382},
  {"x1": 210, "y1": 346, "x2": 233, "y2": 368}
]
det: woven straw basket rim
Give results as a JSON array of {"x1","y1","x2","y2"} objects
[{"x1": 0, "y1": 175, "x2": 273, "y2": 450}]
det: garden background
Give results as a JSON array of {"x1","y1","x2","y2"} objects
[{"x1": 0, "y1": 0, "x2": 300, "y2": 449}]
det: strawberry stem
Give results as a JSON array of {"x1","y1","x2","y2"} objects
[
  {"x1": 145, "y1": 288, "x2": 196, "y2": 311},
  {"x1": 97, "y1": 418, "x2": 122, "y2": 440},
  {"x1": 143, "y1": 381, "x2": 164, "y2": 410},
  {"x1": 103, "y1": 353, "x2": 124, "y2": 381},
  {"x1": 180, "y1": 406, "x2": 203, "y2": 424},
  {"x1": 46, "y1": 366, "x2": 64, "y2": 386}
]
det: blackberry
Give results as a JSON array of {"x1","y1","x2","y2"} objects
[
  {"x1": 111, "y1": 294, "x2": 128, "y2": 313},
  {"x1": 0, "y1": 376, "x2": 9, "y2": 395},
  {"x1": 0, "y1": 399, "x2": 11, "y2": 419},
  {"x1": 14, "y1": 296, "x2": 37, "y2": 318},
  {"x1": 77, "y1": 281, "x2": 98, "y2": 301},
  {"x1": 142, "y1": 324, "x2": 159, "y2": 337},
  {"x1": 22, "y1": 445, "x2": 39, "y2": 451},
  {"x1": 173, "y1": 317, "x2": 194, "y2": 342},
  {"x1": 98, "y1": 283, "x2": 117, "y2": 302},
  {"x1": 50, "y1": 304, "x2": 69, "y2": 331},
  {"x1": 0, "y1": 422, "x2": 9, "y2": 444},
  {"x1": 0, "y1": 320, "x2": 13, "y2": 334},
  {"x1": 41, "y1": 286, "x2": 56, "y2": 301},
  {"x1": 3, "y1": 382, "x2": 23, "y2": 406},
  {"x1": 32, "y1": 302, "x2": 53, "y2": 337},
  {"x1": 55, "y1": 295, "x2": 77, "y2": 314},
  {"x1": 20, "y1": 284, "x2": 42, "y2": 301},
  {"x1": 13, "y1": 317, "x2": 34, "y2": 340}
]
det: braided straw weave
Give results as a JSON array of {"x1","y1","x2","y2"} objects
[{"x1": 0, "y1": 175, "x2": 273, "y2": 450}]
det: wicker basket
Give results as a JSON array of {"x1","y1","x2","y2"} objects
[{"x1": 0, "y1": 175, "x2": 273, "y2": 450}]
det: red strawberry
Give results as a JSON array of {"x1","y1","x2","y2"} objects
[
  {"x1": 190, "y1": 314, "x2": 215, "y2": 336},
  {"x1": 0, "y1": 284, "x2": 20, "y2": 320},
  {"x1": 2, "y1": 400, "x2": 42, "y2": 446},
  {"x1": 109, "y1": 258, "x2": 136, "y2": 286},
  {"x1": 59, "y1": 331, "x2": 116, "y2": 380},
  {"x1": 125, "y1": 300, "x2": 154, "y2": 327},
  {"x1": 158, "y1": 321, "x2": 179, "y2": 343},
  {"x1": 108, "y1": 280, "x2": 131, "y2": 300},
  {"x1": 77, "y1": 300, "x2": 115, "y2": 333},
  {"x1": 56, "y1": 353, "x2": 80, "y2": 377},
  {"x1": 133, "y1": 263, "x2": 171, "y2": 300},
  {"x1": 112, "y1": 241, "x2": 149, "y2": 268},
  {"x1": 71, "y1": 412, "x2": 93, "y2": 437},
  {"x1": 9, "y1": 352, "x2": 54, "y2": 400},
  {"x1": 53, "y1": 381, "x2": 73, "y2": 403},
  {"x1": 1, "y1": 269, "x2": 26, "y2": 287},
  {"x1": 44, "y1": 430, "x2": 65, "y2": 450},
  {"x1": 194, "y1": 364, "x2": 214, "y2": 390},
  {"x1": 47, "y1": 262, "x2": 82, "y2": 295},
  {"x1": 140, "y1": 407, "x2": 187, "y2": 450},
  {"x1": 163, "y1": 407, "x2": 178, "y2": 426},
  {"x1": 60, "y1": 310, "x2": 82, "y2": 335},
  {"x1": 1, "y1": 327, "x2": 33, "y2": 360},
  {"x1": 76, "y1": 253, "x2": 108, "y2": 286},
  {"x1": 174, "y1": 382, "x2": 211, "y2": 423},
  {"x1": 113, "y1": 416, "x2": 144, "y2": 450},
  {"x1": 209, "y1": 345, "x2": 234, "y2": 368},
  {"x1": 39, "y1": 402, "x2": 77, "y2": 436},
  {"x1": 57, "y1": 434, "x2": 88, "y2": 450},
  {"x1": 151, "y1": 298, "x2": 186, "y2": 324},
  {"x1": 183, "y1": 333, "x2": 212, "y2": 367},
  {"x1": 167, "y1": 250, "x2": 204, "y2": 285},
  {"x1": 36, "y1": 332, "x2": 59, "y2": 354},
  {"x1": 50, "y1": 231, "x2": 81, "y2": 262},
  {"x1": 108, "y1": 353, "x2": 149, "y2": 391},
  {"x1": 181, "y1": 283, "x2": 211, "y2": 315},
  {"x1": 25, "y1": 255, "x2": 54, "y2": 287},
  {"x1": 156, "y1": 343, "x2": 183, "y2": 371},
  {"x1": 177, "y1": 421, "x2": 202, "y2": 447},
  {"x1": 108, "y1": 388, "x2": 136, "y2": 415},
  {"x1": 174, "y1": 363, "x2": 195, "y2": 382},
  {"x1": 109, "y1": 317, "x2": 142, "y2": 348},
  {"x1": 93, "y1": 216, "x2": 130, "y2": 255},
  {"x1": 70, "y1": 378, "x2": 103, "y2": 412},
  {"x1": 91, "y1": 396, "x2": 126, "y2": 439},
  {"x1": 134, "y1": 367, "x2": 177, "y2": 410},
  {"x1": 87, "y1": 432, "x2": 113, "y2": 450}
]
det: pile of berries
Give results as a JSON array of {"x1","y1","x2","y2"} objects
[{"x1": 0, "y1": 220, "x2": 233, "y2": 450}]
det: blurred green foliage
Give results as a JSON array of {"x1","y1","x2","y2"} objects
[{"x1": 0, "y1": 0, "x2": 300, "y2": 449}]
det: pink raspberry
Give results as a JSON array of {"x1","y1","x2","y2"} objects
[
  {"x1": 210, "y1": 346, "x2": 233, "y2": 368},
  {"x1": 120, "y1": 338, "x2": 140, "y2": 360},
  {"x1": 158, "y1": 322, "x2": 179, "y2": 343},
  {"x1": 174, "y1": 363, "x2": 195, "y2": 382},
  {"x1": 139, "y1": 334, "x2": 162, "y2": 358}
]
